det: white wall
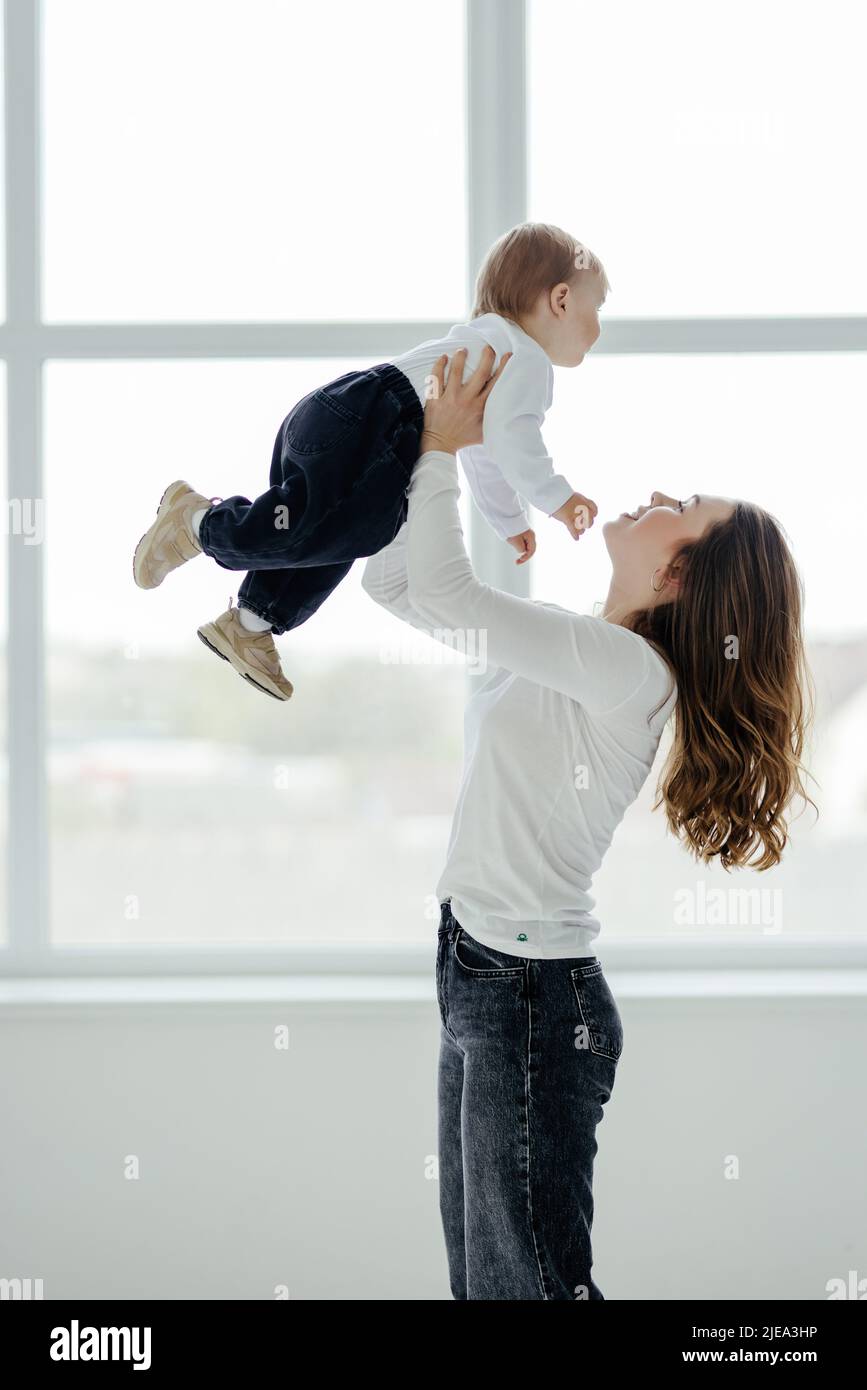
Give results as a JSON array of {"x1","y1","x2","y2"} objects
[{"x1": 1, "y1": 982, "x2": 864, "y2": 1300}]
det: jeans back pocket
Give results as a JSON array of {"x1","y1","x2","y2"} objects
[
  {"x1": 283, "y1": 383, "x2": 362, "y2": 456},
  {"x1": 570, "y1": 963, "x2": 623, "y2": 1061}
]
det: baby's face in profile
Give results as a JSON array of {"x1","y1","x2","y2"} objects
[{"x1": 545, "y1": 270, "x2": 606, "y2": 368}]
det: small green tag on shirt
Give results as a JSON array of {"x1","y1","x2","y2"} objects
[{"x1": 517, "y1": 933, "x2": 528, "y2": 942}]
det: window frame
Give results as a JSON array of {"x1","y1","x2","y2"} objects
[{"x1": 3, "y1": 0, "x2": 867, "y2": 978}]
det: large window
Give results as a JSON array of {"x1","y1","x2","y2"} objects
[{"x1": 3, "y1": 0, "x2": 866, "y2": 975}]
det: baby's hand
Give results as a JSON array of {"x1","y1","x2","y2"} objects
[
  {"x1": 506, "y1": 528, "x2": 536, "y2": 565},
  {"x1": 551, "y1": 492, "x2": 597, "y2": 540}
]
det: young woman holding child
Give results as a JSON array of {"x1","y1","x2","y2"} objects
[{"x1": 362, "y1": 341, "x2": 814, "y2": 1301}]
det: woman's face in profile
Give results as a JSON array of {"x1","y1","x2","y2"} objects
[{"x1": 602, "y1": 491, "x2": 736, "y2": 580}]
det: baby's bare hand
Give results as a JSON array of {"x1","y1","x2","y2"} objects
[
  {"x1": 551, "y1": 492, "x2": 598, "y2": 540},
  {"x1": 506, "y1": 528, "x2": 536, "y2": 565}
]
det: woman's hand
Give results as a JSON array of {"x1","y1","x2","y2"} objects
[{"x1": 419, "y1": 345, "x2": 512, "y2": 457}]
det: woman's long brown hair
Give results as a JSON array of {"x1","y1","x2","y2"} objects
[{"x1": 623, "y1": 503, "x2": 818, "y2": 871}]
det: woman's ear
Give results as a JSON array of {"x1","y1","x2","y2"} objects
[{"x1": 664, "y1": 557, "x2": 685, "y2": 596}]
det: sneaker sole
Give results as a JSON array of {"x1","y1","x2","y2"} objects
[
  {"x1": 133, "y1": 479, "x2": 195, "y2": 590},
  {"x1": 197, "y1": 626, "x2": 293, "y2": 702}
]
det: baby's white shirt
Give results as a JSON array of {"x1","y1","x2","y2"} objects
[{"x1": 389, "y1": 312, "x2": 574, "y2": 541}]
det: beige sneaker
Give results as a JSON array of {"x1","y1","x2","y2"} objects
[
  {"x1": 133, "y1": 480, "x2": 221, "y2": 590},
  {"x1": 197, "y1": 598, "x2": 294, "y2": 701}
]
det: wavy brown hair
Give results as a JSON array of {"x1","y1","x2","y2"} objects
[{"x1": 622, "y1": 503, "x2": 818, "y2": 871}]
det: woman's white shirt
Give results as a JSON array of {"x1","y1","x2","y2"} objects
[{"x1": 361, "y1": 450, "x2": 678, "y2": 959}]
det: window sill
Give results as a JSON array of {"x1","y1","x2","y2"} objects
[{"x1": 1, "y1": 970, "x2": 867, "y2": 1015}]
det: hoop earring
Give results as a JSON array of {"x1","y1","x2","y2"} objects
[{"x1": 650, "y1": 568, "x2": 666, "y2": 594}]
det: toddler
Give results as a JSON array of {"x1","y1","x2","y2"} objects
[{"x1": 132, "y1": 222, "x2": 608, "y2": 700}]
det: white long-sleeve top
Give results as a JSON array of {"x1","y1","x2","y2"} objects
[
  {"x1": 361, "y1": 450, "x2": 678, "y2": 960},
  {"x1": 389, "y1": 312, "x2": 574, "y2": 541}
]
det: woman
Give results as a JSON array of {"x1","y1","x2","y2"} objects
[{"x1": 362, "y1": 346, "x2": 815, "y2": 1301}]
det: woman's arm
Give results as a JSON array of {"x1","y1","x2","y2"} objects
[
  {"x1": 361, "y1": 521, "x2": 430, "y2": 632},
  {"x1": 405, "y1": 450, "x2": 651, "y2": 714},
  {"x1": 363, "y1": 517, "x2": 500, "y2": 667},
  {"x1": 403, "y1": 350, "x2": 654, "y2": 716},
  {"x1": 362, "y1": 346, "x2": 511, "y2": 631}
]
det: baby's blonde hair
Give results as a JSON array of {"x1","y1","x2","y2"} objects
[{"x1": 472, "y1": 221, "x2": 610, "y2": 323}]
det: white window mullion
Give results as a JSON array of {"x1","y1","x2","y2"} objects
[
  {"x1": 593, "y1": 316, "x2": 867, "y2": 354},
  {"x1": 466, "y1": 0, "x2": 529, "y2": 598},
  {"x1": 5, "y1": 0, "x2": 47, "y2": 968},
  {"x1": 3, "y1": 315, "x2": 866, "y2": 364},
  {"x1": 13, "y1": 322, "x2": 462, "y2": 361}
]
